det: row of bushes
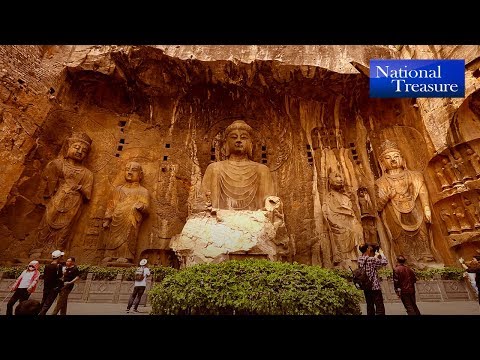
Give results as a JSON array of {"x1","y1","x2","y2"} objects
[
  {"x1": 0, "y1": 264, "x2": 177, "y2": 282},
  {"x1": 330, "y1": 267, "x2": 465, "y2": 281},
  {"x1": 1, "y1": 264, "x2": 465, "y2": 282}
]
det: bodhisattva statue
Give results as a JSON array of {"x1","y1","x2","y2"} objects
[
  {"x1": 32, "y1": 132, "x2": 94, "y2": 256},
  {"x1": 323, "y1": 171, "x2": 363, "y2": 269},
  {"x1": 375, "y1": 140, "x2": 440, "y2": 268},
  {"x1": 199, "y1": 120, "x2": 275, "y2": 211},
  {"x1": 102, "y1": 162, "x2": 150, "y2": 263}
]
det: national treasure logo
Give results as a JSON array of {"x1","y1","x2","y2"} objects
[{"x1": 370, "y1": 59, "x2": 465, "y2": 98}]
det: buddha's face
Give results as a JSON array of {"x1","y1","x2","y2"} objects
[
  {"x1": 226, "y1": 129, "x2": 251, "y2": 155},
  {"x1": 67, "y1": 141, "x2": 90, "y2": 161},
  {"x1": 329, "y1": 172, "x2": 344, "y2": 189},
  {"x1": 125, "y1": 162, "x2": 142, "y2": 182},
  {"x1": 382, "y1": 151, "x2": 404, "y2": 170}
]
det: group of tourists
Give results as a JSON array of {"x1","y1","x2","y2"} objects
[
  {"x1": 358, "y1": 243, "x2": 480, "y2": 315},
  {"x1": 5, "y1": 250, "x2": 80, "y2": 315}
]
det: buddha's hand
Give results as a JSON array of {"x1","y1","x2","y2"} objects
[
  {"x1": 424, "y1": 206, "x2": 432, "y2": 223},
  {"x1": 102, "y1": 219, "x2": 111, "y2": 229},
  {"x1": 387, "y1": 186, "x2": 396, "y2": 199},
  {"x1": 134, "y1": 202, "x2": 146, "y2": 211}
]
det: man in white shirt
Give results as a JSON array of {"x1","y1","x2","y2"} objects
[{"x1": 126, "y1": 258, "x2": 151, "y2": 313}]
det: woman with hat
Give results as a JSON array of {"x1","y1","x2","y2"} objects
[
  {"x1": 126, "y1": 259, "x2": 150, "y2": 313},
  {"x1": 6, "y1": 260, "x2": 41, "y2": 315}
]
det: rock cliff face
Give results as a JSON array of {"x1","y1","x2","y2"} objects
[{"x1": 0, "y1": 45, "x2": 479, "y2": 268}]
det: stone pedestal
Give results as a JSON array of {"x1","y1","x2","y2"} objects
[{"x1": 171, "y1": 210, "x2": 285, "y2": 267}]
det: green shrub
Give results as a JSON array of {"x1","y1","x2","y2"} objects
[{"x1": 149, "y1": 259, "x2": 362, "y2": 315}]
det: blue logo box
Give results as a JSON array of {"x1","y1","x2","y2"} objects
[{"x1": 370, "y1": 59, "x2": 465, "y2": 98}]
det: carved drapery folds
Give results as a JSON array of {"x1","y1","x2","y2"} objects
[
  {"x1": 375, "y1": 140, "x2": 441, "y2": 268},
  {"x1": 102, "y1": 162, "x2": 150, "y2": 265},
  {"x1": 322, "y1": 171, "x2": 363, "y2": 269},
  {"x1": 30, "y1": 132, "x2": 94, "y2": 258}
]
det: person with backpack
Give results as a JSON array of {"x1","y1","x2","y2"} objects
[
  {"x1": 126, "y1": 259, "x2": 150, "y2": 313},
  {"x1": 357, "y1": 243, "x2": 388, "y2": 315},
  {"x1": 393, "y1": 255, "x2": 420, "y2": 315}
]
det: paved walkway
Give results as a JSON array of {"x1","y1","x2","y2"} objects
[
  {"x1": 360, "y1": 301, "x2": 479, "y2": 315},
  {"x1": 2, "y1": 301, "x2": 479, "y2": 315}
]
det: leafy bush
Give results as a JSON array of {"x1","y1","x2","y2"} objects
[
  {"x1": 149, "y1": 259, "x2": 362, "y2": 315},
  {"x1": 0, "y1": 266, "x2": 28, "y2": 279}
]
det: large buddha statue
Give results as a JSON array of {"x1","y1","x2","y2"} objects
[
  {"x1": 375, "y1": 140, "x2": 440, "y2": 268},
  {"x1": 172, "y1": 120, "x2": 289, "y2": 266},
  {"x1": 200, "y1": 120, "x2": 275, "y2": 211}
]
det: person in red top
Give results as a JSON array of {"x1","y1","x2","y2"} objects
[
  {"x1": 6, "y1": 260, "x2": 41, "y2": 315},
  {"x1": 393, "y1": 255, "x2": 421, "y2": 315}
]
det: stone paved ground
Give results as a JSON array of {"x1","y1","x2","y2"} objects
[{"x1": 1, "y1": 301, "x2": 479, "y2": 315}]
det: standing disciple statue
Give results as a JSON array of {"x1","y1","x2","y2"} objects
[
  {"x1": 103, "y1": 162, "x2": 150, "y2": 263},
  {"x1": 200, "y1": 120, "x2": 275, "y2": 211},
  {"x1": 323, "y1": 171, "x2": 363, "y2": 269},
  {"x1": 375, "y1": 140, "x2": 439, "y2": 267},
  {"x1": 32, "y1": 132, "x2": 93, "y2": 256}
]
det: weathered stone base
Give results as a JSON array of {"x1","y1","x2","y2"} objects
[{"x1": 171, "y1": 210, "x2": 282, "y2": 267}]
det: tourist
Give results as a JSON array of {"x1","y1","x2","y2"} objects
[
  {"x1": 6, "y1": 260, "x2": 41, "y2": 315},
  {"x1": 126, "y1": 259, "x2": 150, "y2": 313},
  {"x1": 38, "y1": 250, "x2": 65, "y2": 315},
  {"x1": 393, "y1": 255, "x2": 421, "y2": 315},
  {"x1": 51, "y1": 257, "x2": 80, "y2": 315},
  {"x1": 358, "y1": 243, "x2": 388, "y2": 315}
]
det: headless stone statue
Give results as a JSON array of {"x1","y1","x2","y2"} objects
[
  {"x1": 31, "y1": 132, "x2": 94, "y2": 257},
  {"x1": 435, "y1": 163, "x2": 452, "y2": 191},
  {"x1": 451, "y1": 202, "x2": 473, "y2": 232},
  {"x1": 102, "y1": 162, "x2": 150, "y2": 264},
  {"x1": 439, "y1": 207, "x2": 461, "y2": 234},
  {"x1": 441, "y1": 157, "x2": 462, "y2": 187},
  {"x1": 375, "y1": 140, "x2": 441, "y2": 268},
  {"x1": 466, "y1": 148, "x2": 480, "y2": 178}
]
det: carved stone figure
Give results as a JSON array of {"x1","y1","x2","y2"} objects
[
  {"x1": 463, "y1": 197, "x2": 480, "y2": 229},
  {"x1": 31, "y1": 132, "x2": 94, "y2": 257},
  {"x1": 362, "y1": 216, "x2": 378, "y2": 244},
  {"x1": 200, "y1": 120, "x2": 275, "y2": 211},
  {"x1": 322, "y1": 171, "x2": 363, "y2": 269},
  {"x1": 435, "y1": 163, "x2": 452, "y2": 191},
  {"x1": 358, "y1": 187, "x2": 374, "y2": 216},
  {"x1": 465, "y1": 148, "x2": 480, "y2": 178},
  {"x1": 375, "y1": 140, "x2": 439, "y2": 267},
  {"x1": 452, "y1": 149, "x2": 473, "y2": 182},
  {"x1": 439, "y1": 208, "x2": 461, "y2": 234},
  {"x1": 102, "y1": 162, "x2": 150, "y2": 263},
  {"x1": 451, "y1": 202, "x2": 473, "y2": 232},
  {"x1": 441, "y1": 157, "x2": 462, "y2": 187}
]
